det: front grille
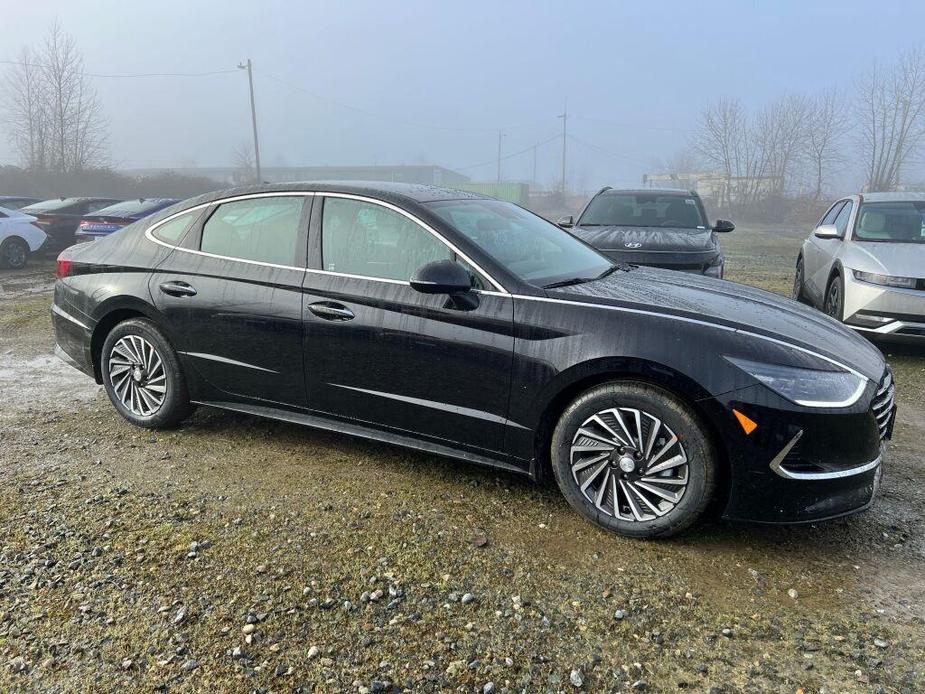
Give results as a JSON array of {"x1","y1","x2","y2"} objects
[{"x1": 871, "y1": 369, "x2": 895, "y2": 441}]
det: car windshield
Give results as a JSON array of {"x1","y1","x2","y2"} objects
[
  {"x1": 93, "y1": 199, "x2": 175, "y2": 217},
  {"x1": 427, "y1": 199, "x2": 613, "y2": 287},
  {"x1": 21, "y1": 198, "x2": 81, "y2": 213},
  {"x1": 578, "y1": 193, "x2": 707, "y2": 229},
  {"x1": 854, "y1": 201, "x2": 925, "y2": 244}
]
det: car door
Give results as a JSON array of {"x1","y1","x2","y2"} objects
[
  {"x1": 301, "y1": 194, "x2": 515, "y2": 456},
  {"x1": 803, "y1": 200, "x2": 845, "y2": 302},
  {"x1": 150, "y1": 193, "x2": 311, "y2": 408}
]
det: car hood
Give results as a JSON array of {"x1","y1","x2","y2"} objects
[
  {"x1": 842, "y1": 241, "x2": 925, "y2": 278},
  {"x1": 572, "y1": 225, "x2": 716, "y2": 252},
  {"x1": 550, "y1": 266, "x2": 886, "y2": 381}
]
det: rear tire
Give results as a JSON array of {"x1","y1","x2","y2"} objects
[
  {"x1": 101, "y1": 318, "x2": 193, "y2": 429},
  {"x1": 550, "y1": 381, "x2": 717, "y2": 539},
  {"x1": 0, "y1": 237, "x2": 29, "y2": 269}
]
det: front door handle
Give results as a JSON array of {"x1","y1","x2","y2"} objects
[
  {"x1": 159, "y1": 281, "x2": 197, "y2": 297},
  {"x1": 308, "y1": 301, "x2": 355, "y2": 321}
]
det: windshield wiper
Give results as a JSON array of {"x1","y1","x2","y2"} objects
[{"x1": 543, "y1": 276, "x2": 595, "y2": 289}]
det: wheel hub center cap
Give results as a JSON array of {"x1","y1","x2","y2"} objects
[
  {"x1": 132, "y1": 366, "x2": 145, "y2": 383},
  {"x1": 618, "y1": 455, "x2": 636, "y2": 473}
]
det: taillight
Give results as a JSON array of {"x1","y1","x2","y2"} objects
[
  {"x1": 56, "y1": 257, "x2": 73, "y2": 279},
  {"x1": 78, "y1": 220, "x2": 92, "y2": 228}
]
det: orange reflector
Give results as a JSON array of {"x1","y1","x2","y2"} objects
[{"x1": 733, "y1": 409, "x2": 758, "y2": 435}]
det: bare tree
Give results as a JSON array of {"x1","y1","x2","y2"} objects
[
  {"x1": 857, "y1": 49, "x2": 925, "y2": 192},
  {"x1": 757, "y1": 93, "x2": 810, "y2": 195},
  {"x1": 695, "y1": 98, "x2": 774, "y2": 211},
  {"x1": 2, "y1": 47, "x2": 50, "y2": 170},
  {"x1": 3, "y1": 22, "x2": 107, "y2": 173},
  {"x1": 231, "y1": 142, "x2": 256, "y2": 184},
  {"x1": 40, "y1": 22, "x2": 107, "y2": 173},
  {"x1": 804, "y1": 88, "x2": 850, "y2": 199}
]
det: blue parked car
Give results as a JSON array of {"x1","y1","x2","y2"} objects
[{"x1": 74, "y1": 198, "x2": 180, "y2": 243}]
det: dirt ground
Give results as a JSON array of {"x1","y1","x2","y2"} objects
[{"x1": 1, "y1": 227, "x2": 923, "y2": 694}]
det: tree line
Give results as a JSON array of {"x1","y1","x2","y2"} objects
[{"x1": 694, "y1": 49, "x2": 925, "y2": 212}]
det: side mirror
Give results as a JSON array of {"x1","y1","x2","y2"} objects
[
  {"x1": 813, "y1": 224, "x2": 840, "y2": 239},
  {"x1": 712, "y1": 219, "x2": 735, "y2": 233},
  {"x1": 410, "y1": 259, "x2": 472, "y2": 295},
  {"x1": 557, "y1": 215, "x2": 574, "y2": 228}
]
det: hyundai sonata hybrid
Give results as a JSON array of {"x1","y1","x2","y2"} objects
[{"x1": 52, "y1": 183, "x2": 895, "y2": 538}]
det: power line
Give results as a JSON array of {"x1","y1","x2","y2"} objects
[
  {"x1": 453, "y1": 134, "x2": 560, "y2": 172},
  {"x1": 0, "y1": 59, "x2": 239, "y2": 78},
  {"x1": 567, "y1": 134, "x2": 653, "y2": 168}
]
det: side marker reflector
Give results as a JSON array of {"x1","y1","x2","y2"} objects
[{"x1": 733, "y1": 409, "x2": 758, "y2": 435}]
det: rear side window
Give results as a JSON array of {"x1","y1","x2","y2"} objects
[
  {"x1": 151, "y1": 210, "x2": 198, "y2": 244},
  {"x1": 200, "y1": 196, "x2": 305, "y2": 266},
  {"x1": 321, "y1": 197, "x2": 453, "y2": 281}
]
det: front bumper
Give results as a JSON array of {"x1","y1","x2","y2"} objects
[
  {"x1": 704, "y1": 377, "x2": 893, "y2": 524},
  {"x1": 843, "y1": 272, "x2": 925, "y2": 340}
]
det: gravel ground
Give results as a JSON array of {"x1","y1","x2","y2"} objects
[{"x1": 1, "y1": 230, "x2": 923, "y2": 693}]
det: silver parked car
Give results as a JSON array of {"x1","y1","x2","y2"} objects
[{"x1": 794, "y1": 192, "x2": 925, "y2": 341}]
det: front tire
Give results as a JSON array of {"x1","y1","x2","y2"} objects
[
  {"x1": 792, "y1": 256, "x2": 807, "y2": 303},
  {"x1": 101, "y1": 318, "x2": 193, "y2": 428},
  {"x1": 550, "y1": 381, "x2": 717, "y2": 539},
  {"x1": 0, "y1": 237, "x2": 29, "y2": 269},
  {"x1": 824, "y1": 273, "x2": 844, "y2": 321}
]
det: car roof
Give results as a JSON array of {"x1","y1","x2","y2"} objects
[
  {"x1": 861, "y1": 191, "x2": 925, "y2": 202},
  {"x1": 601, "y1": 188, "x2": 697, "y2": 196},
  {"x1": 174, "y1": 181, "x2": 491, "y2": 212}
]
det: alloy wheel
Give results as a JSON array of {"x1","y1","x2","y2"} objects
[
  {"x1": 4, "y1": 240, "x2": 27, "y2": 268},
  {"x1": 570, "y1": 407, "x2": 688, "y2": 521},
  {"x1": 108, "y1": 335, "x2": 167, "y2": 416}
]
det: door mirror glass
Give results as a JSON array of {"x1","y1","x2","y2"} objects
[
  {"x1": 814, "y1": 223, "x2": 840, "y2": 239},
  {"x1": 410, "y1": 260, "x2": 472, "y2": 295},
  {"x1": 557, "y1": 215, "x2": 574, "y2": 228},
  {"x1": 712, "y1": 219, "x2": 735, "y2": 233}
]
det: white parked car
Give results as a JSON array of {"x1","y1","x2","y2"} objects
[
  {"x1": 794, "y1": 192, "x2": 925, "y2": 342},
  {"x1": 0, "y1": 205, "x2": 48, "y2": 269}
]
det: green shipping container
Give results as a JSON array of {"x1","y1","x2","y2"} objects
[{"x1": 455, "y1": 182, "x2": 529, "y2": 205}]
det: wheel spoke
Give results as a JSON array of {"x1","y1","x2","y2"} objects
[
  {"x1": 619, "y1": 479, "x2": 646, "y2": 521},
  {"x1": 575, "y1": 427, "x2": 620, "y2": 448},
  {"x1": 644, "y1": 453, "x2": 687, "y2": 476},
  {"x1": 571, "y1": 452, "x2": 610, "y2": 473},
  {"x1": 579, "y1": 460, "x2": 609, "y2": 493},
  {"x1": 589, "y1": 414, "x2": 630, "y2": 447},
  {"x1": 635, "y1": 480, "x2": 683, "y2": 503}
]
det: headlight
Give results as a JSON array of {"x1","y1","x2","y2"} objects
[
  {"x1": 725, "y1": 356, "x2": 866, "y2": 407},
  {"x1": 852, "y1": 270, "x2": 917, "y2": 289}
]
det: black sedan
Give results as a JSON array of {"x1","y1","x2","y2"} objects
[
  {"x1": 20, "y1": 197, "x2": 122, "y2": 250},
  {"x1": 560, "y1": 188, "x2": 734, "y2": 277},
  {"x1": 52, "y1": 182, "x2": 894, "y2": 538}
]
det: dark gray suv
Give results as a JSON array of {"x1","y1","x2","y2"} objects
[{"x1": 559, "y1": 188, "x2": 734, "y2": 277}]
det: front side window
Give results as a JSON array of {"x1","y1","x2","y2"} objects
[
  {"x1": 151, "y1": 210, "x2": 199, "y2": 244},
  {"x1": 201, "y1": 196, "x2": 305, "y2": 265},
  {"x1": 832, "y1": 200, "x2": 853, "y2": 237},
  {"x1": 578, "y1": 193, "x2": 706, "y2": 229},
  {"x1": 820, "y1": 201, "x2": 845, "y2": 227},
  {"x1": 321, "y1": 197, "x2": 454, "y2": 281},
  {"x1": 428, "y1": 199, "x2": 611, "y2": 287},
  {"x1": 854, "y1": 201, "x2": 925, "y2": 244}
]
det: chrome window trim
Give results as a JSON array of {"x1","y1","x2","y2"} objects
[
  {"x1": 318, "y1": 192, "x2": 507, "y2": 293},
  {"x1": 510, "y1": 293, "x2": 869, "y2": 405},
  {"x1": 144, "y1": 192, "x2": 314, "y2": 272}
]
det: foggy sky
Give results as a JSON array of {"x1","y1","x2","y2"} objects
[{"x1": 3, "y1": 0, "x2": 925, "y2": 192}]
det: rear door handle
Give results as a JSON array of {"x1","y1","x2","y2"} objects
[
  {"x1": 159, "y1": 281, "x2": 197, "y2": 297},
  {"x1": 307, "y1": 301, "x2": 355, "y2": 321}
]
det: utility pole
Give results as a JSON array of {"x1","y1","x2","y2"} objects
[
  {"x1": 531, "y1": 143, "x2": 538, "y2": 189},
  {"x1": 237, "y1": 58, "x2": 262, "y2": 182},
  {"x1": 496, "y1": 129, "x2": 505, "y2": 184},
  {"x1": 558, "y1": 99, "x2": 568, "y2": 194}
]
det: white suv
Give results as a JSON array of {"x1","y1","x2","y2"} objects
[{"x1": 794, "y1": 192, "x2": 925, "y2": 341}]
